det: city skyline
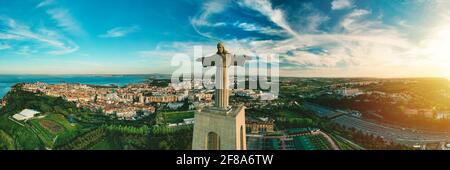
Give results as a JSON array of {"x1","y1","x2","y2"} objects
[{"x1": 1, "y1": 0, "x2": 450, "y2": 78}]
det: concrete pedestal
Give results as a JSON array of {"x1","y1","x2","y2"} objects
[{"x1": 192, "y1": 105, "x2": 246, "y2": 150}]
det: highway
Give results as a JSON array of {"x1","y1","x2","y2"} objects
[
  {"x1": 304, "y1": 102, "x2": 450, "y2": 146},
  {"x1": 302, "y1": 102, "x2": 342, "y2": 118},
  {"x1": 333, "y1": 114, "x2": 450, "y2": 146}
]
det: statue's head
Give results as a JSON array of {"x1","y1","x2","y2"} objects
[{"x1": 216, "y1": 42, "x2": 228, "y2": 55}]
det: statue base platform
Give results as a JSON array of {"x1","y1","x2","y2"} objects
[{"x1": 192, "y1": 105, "x2": 246, "y2": 150}]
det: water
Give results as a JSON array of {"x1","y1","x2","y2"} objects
[{"x1": 0, "y1": 75, "x2": 149, "y2": 99}]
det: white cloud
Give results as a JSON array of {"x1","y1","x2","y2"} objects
[
  {"x1": 339, "y1": 9, "x2": 387, "y2": 34},
  {"x1": 0, "y1": 32, "x2": 23, "y2": 40},
  {"x1": 238, "y1": 0, "x2": 299, "y2": 38},
  {"x1": 190, "y1": 0, "x2": 292, "y2": 40},
  {"x1": 290, "y1": 3, "x2": 331, "y2": 34},
  {"x1": 139, "y1": 41, "x2": 219, "y2": 59},
  {"x1": 16, "y1": 46, "x2": 32, "y2": 55},
  {"x1": 0, "y1": 16, "x2": 79, "y2": 55},
  {"x1": 99, "y1": 25, "x2": 140, "y2": 38},
  {"x1": 233, "y1": 22, "x2": 284, "y2": 35},
  {"x1": 349, "y1": 9, "x2": 371, "y2": 17},
  {"x1": 304, "y1": 12, "x2": 330, "y2": 33},
  {"x1": 194, "y1": 2, "x2": 419, "y2": 78},
  {"x1": 331, "y1": 0, "x2": 353, "y2": 10},
  {"x1": 190, "y1": 0, "x2": 230, "y2": 40},
  {"x1": 47, "y1": 8, "x2": 85, "y2": 36},
  {"x1": 0, "y1": 43, "x2": 11, "y2": 50},
  {"x1": 190, "y1": 1, "x2": 228, "y2": 27},
  {"x1": 36, "y1": 0, "x2": 54, "y2": 8}
]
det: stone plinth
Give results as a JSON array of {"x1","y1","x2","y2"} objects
[{"x1": 192, "y1": 105, "x2": 246, "y2": 150}]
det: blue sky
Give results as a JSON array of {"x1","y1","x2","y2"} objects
[{"x1": 1, "y1": 0, "x2": 450, "y2": 77}]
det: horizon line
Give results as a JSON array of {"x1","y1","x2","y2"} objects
[{"x1": 0, "y1": 73, "x2": 448, "y2": 80}]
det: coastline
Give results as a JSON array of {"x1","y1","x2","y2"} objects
[{"x1": 0, "y1": 75, "x2": 159, "y2": 100}]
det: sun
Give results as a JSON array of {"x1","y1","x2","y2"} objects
[
  {"x1": 426, "y1": 26, "x2": 450, "y2": 59},
  {"x1": 422, "y1": 25, "x2": 450, "y2": 78}
]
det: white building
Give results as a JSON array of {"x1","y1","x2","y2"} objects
[
  {"x1": 183, "y1": 118, "x2": 194, "y2": 125},
  {"x1": 167, "y1": 102, "x2": 184, "y2": 110},
  {"x1": 336, "y1": 88, "x2": 363, "y2": 97},
  {"x1": 12, "y1": 109, "x2": 40, "y2": 121},
  {"x1": 436, "y1": 112, "x2": 450, "y2": 119},
  {"x1": 116, "y1": 110, "x2": 137, "y2": 119}
]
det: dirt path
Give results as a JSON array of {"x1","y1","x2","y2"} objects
[{"x1": 318, "y1": 131, "x2": 340, "y2": 150}]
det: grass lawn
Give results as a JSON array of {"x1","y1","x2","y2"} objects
[
  {"x1": 0, "y1": 114, "x2": 43, "y2": 149},
  {"x1": 49, "y1": 114, "x2": 93, "y2": 148},
  {"x1": 0, "y1": 129, "x2": 14, "y2": 149},
  {"x1": 28, "y1": 113, "x2": 89, "y2": 149},
  {"x1": 29, "y1": 119, "x2": 56, "y2": 148},
  {"x1": 0, "y1": 88, "x2": 108, "y2": 150},
  {"x1": 160, "y1": 111, "x2": 194, "y2": 124}
]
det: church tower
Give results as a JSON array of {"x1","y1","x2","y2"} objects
[{"x1": 192, "y1": 42, "x2": 247, "y2": 150}]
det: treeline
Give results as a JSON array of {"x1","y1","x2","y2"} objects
[
  {"x1": 57, "y1": 128, "x2": 106, "y2": 150},
  {"x1": 57, "y1": 124, "x2": 151, "y2": 150},
  {"x1": 0, "y1": 130, "x2": 14, "y2": 150},
  {"x1": 149, "y1": 126, "x2": 193, "y2": 150},
  {"x1": 105, "y1": 124, "x2": 149, "y2": 136},
  {"x1": 99, "y1": 125, "x2": 193, "y2": 150},
  {"x1": 345, "y1": 127, "x2": 410, "y2": 150}
]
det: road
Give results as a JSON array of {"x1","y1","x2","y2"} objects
[
  {"x1": 333, "y1": 114, "x2": 450, "y2": 146},
  {"x1": 317, "y1": 130, "x2": 340, "y2": 150},
  {"x1": 302, "y1": 102, "x2": 343, "y2": 118},
  {"x1": 304, "y1": 102, "x2": 450, "y2": 146}
]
